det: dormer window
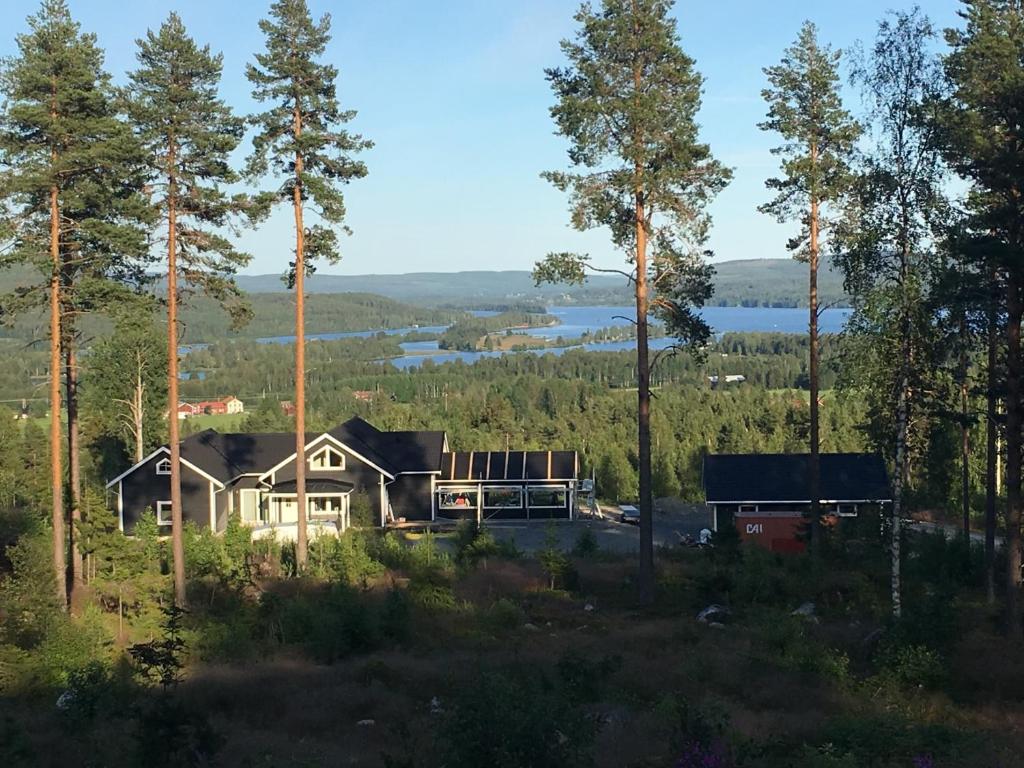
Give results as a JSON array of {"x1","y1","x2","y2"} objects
[
  {"x1": 156, "y1": 458, "x2": 171, "y2": 475},
  {"x1": 309, "y1": 446, "x2": 345, "y2": 471}
]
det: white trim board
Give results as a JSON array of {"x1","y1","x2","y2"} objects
[
  {"x1": 105, "y1": 446, "x2": 226, "y2": 489},
  {"x1": 259, "y1": 432, "x2": 396, "y2": 481}
]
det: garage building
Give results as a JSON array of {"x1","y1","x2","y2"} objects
[{"x1": 702, "y1": 453, "x2": 891, "y2": 553}]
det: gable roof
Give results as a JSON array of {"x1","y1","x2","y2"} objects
[
  {"x1": 108, "y1": 417, "x2": 449, "y2": 487},
  {"x1": 328, "y1": 417, "x2": 447, "y2": 475},
  {"x1": 439, "y1": 450, "x2": 578, "y2": 482},
  {"x1": 181, "y1": 429, "x2": 314, "y2": 483},
  {"x1": 702, "y1": 453, "x2": 891, "y2": 503}
]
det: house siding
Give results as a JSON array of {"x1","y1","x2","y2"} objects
[
  {"x1": 271, "y1": 439, "x2": 386, "y2": 519},
  {"x1": 119, "y1": 452, "x2": 213, "y2": 534},
  {"x1": 388, "y1": 474, "x2": 434, "y2": 521}
]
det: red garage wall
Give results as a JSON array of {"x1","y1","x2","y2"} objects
[{"x1": 735, "y1": 513, "x2": 807, "y2": 553}]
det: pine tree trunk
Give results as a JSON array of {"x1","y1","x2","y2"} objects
[
  {"x1": 635, "y1": 185, "x2": 654, "y2": 604},
  {"x1": 66, "y1": 344, "x2": 83, "y2": 608},
  {"x1": 293, "y1": 104, "x2": 308, "y2": 572},
  {"x1": 986, "y1": 291, "x2": 999, "y2": 606},
  {"x1": 1005, "y1": 273, "x2": 1022, "y2": 639},
  {"x1": 167, "y1": 144, "x2": 187, "y2": 608},
  {"x1": 808, "y1": 189, "x2": 821, "y2": 556},
  {"x1": 961, "y1": 317, "x2": 971, "y2": 540},
  {"x1": 49, "y1": 180, "x2": 66, "y2": 610}
]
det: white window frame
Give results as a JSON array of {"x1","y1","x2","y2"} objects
[
  {"x1": 155, "y1": 458, "x2": 171, "y2": 475},
  {"x1": 438, "y1": 488, "x2": 479, "y2": 510},
  {"x1": 483, "y1": 486, "x2": 523, "y2": 509},
  {"x1": 309, "y1": 446, "x2": 345, "y2": 472},
  {"x1": 527, "y1": 486, "x2": 567, "y2": 509},
  {"x1": 836, "y1": 503, "x2": 858, "y2": 517},
  {"x1": 156, "y1": 500, "x2": 173, "y2": 526},
  {"x1": 738, "y1": 504, "x2": 758, "y2": 515}
]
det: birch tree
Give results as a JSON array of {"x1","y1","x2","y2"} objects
[{"x1": 834, "y1": 8, "x2": 949, "y2": 617}]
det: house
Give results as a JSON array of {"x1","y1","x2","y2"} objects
[
  {"x1": 223, "y1": 396, "x2": 244, "y2": 414},
  {"x1": 280, "y1": 400, "x2": 296, "y2": 417},
  {"x1": 176, "y1": 402, "x2": 199, "y2": 420},
  {"x1": 106, "y1": 416, "x2": 580, "y2": 539},
  {"x1": 702, "y1": 453, "x2": 891, "y2": 553},
  {"x1": 352, "y1": 390, "x2": 375, "y2": 403}
]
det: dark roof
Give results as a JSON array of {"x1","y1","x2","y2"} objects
[
  {"x1": 181, "y1": 429, "x2": 314, "y2": 483},
  {"x1": 328, "y1": 417, "x2": 446, "y2": 475},
  {"x1": 171, "y1": 418, "x2": 445, "y2": 483},
  {"x1": 439, "y1": 450, "x2": 578, "y2": 482},
  {"x1": 702, "y1": 453, "x2": 891, "y2": 503}
]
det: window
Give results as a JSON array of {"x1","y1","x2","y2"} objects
[
  {"x1": 156, "y1": 500, "x2": 173, "y2": 526},
  {"x1": 309, "y1": 446, "x2": 345, "y2": 471},
  {"x1": 239, "y1": 490, "x2": 262, "y2": 523},
  {"x1": 738, "y1": 504, "x2": 757, "y2": 514},
  {"x1": 439, "y1": 490, "x2": 478, "y2": 509},
  {"x1": 836, "y1": 503, "x2": 858, "y2": 517},
  {"x1": 484, "y1": 487, "x2": 522, "y2": 509},
  {"x1": 309, "y1": 496, "x2": 345, "y2": 520},
  {"x1": 528, "y1": 487, "x2": 567, "y2": 508},
  {"x1": 155, "y1": 457, "x2": 171, "y2": 475}
]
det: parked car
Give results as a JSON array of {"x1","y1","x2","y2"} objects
[{"x1": 618, "y1": 504, "x2": 640, "y2": 525}]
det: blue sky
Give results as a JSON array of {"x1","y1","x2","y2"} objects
[{"x1": 0, "y1": 0, "x2": 962, "y2": 276}]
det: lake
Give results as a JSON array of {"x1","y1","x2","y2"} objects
[
  {"x1": 385, "y1": 305, "x2": 850, "y2": 370},
  {"x1": 181, "y1": 305, "x2": 849, "y2": 369}
]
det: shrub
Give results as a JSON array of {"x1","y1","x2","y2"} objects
[
  {"x1": 349, "y1": 491, "x2": 376, "y2": 528},
  {"x1": 571, "y1": 527, "x2": 599, "y2": 558},
  {"x1": 875, "y1": 643, "x2": 946, "y2": 691},
  {"x1": 437, "y1": 667, "x2": 596, "y2": 768},
  {"x1": 379, "y1": 587, "x2": 412, "y2": 644},
  {"x1": 454, "y1": 520, "x2": 519, "y2": 565},
  {"x1": 482, "y1": 597, "x2": 526, "y2": 632}
]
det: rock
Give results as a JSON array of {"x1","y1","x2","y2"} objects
[
  {"x1": 430, "y1": 696, "x2": 444, "y2": 715},
  {"x1": 356, "y1": 719, "x2": 375, "y2": 727},
  {"x1": 697, "y1": 604, "x2": 730, "y2": 624},
  {"x1": 523, "y1": 622, "x2": 540, "y2": 631},
  {"x1": 55, "y1": 690, "x2": 74, "y2": 710},
  {"x1": 791, "y1": 602, "x2": 818, "y2": 622},
  {"x1": 583, "y1": 603, "x2": 595, "y2": 612},
  {"x1": 708, "y1": 622, "x2": 726, "y2": 630}
]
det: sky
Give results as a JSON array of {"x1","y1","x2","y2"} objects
[{"x1": 0, "y1": 0, "x2": 963, "y2": 276}]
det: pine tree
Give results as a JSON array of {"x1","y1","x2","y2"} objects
[
  {"x1": 759, "y1": 21, "x2": 860, "y2": 557},
  {"x1": 935, "y1": 0, "x2": 1024, "y2": 638},
  {"x1": 246, "y1": 0, "x2": 371, "y2": 570},
  {"x1": 0, "y1": 0, "x2": 150, "y2": 607},
  {"x1": 125, "y1": 12, "x2": 252, "y2": 607},
  {"x1": 535, "y1": 0, "x2": 730, "y2": 603}
]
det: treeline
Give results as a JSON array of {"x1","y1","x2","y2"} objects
[
  {"x1": 437, "y1": 311, "x2": 556, "y2": 351},
  {"x1": 0, "y1": 292, "x2": 464, "y2": 345}
]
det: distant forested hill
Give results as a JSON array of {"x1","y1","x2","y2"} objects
[{"x1": 233, "y1": 257, "x2": 849, "y2": 308}]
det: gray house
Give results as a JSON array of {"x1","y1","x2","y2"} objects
[{"x1": 107, "y1": 417, "x2": 579, "y2": 537}]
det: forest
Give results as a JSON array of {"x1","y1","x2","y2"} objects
[{"x1": 3, "y1": 0, "x2": 1024, "y2": 766}]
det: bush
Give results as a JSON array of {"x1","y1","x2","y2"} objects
[
  {"x1": 454, "y1": 520, "x2": 519, "y2": 565},
  {"x1": 437, "y1": 667, "x2": 596, "y2": 768},
  {"x1": 875, "y1": 643, "x2": 946, "y2": 691},
  {"x1": 571, "y1": 526, "x2": 599, "y2": 558},
  {"x1": 349, "y1": 491, "x2": 376, "y2": 528},
  {"x1": 482, "y1": 597, "x2": 526, "y2": 632}
]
